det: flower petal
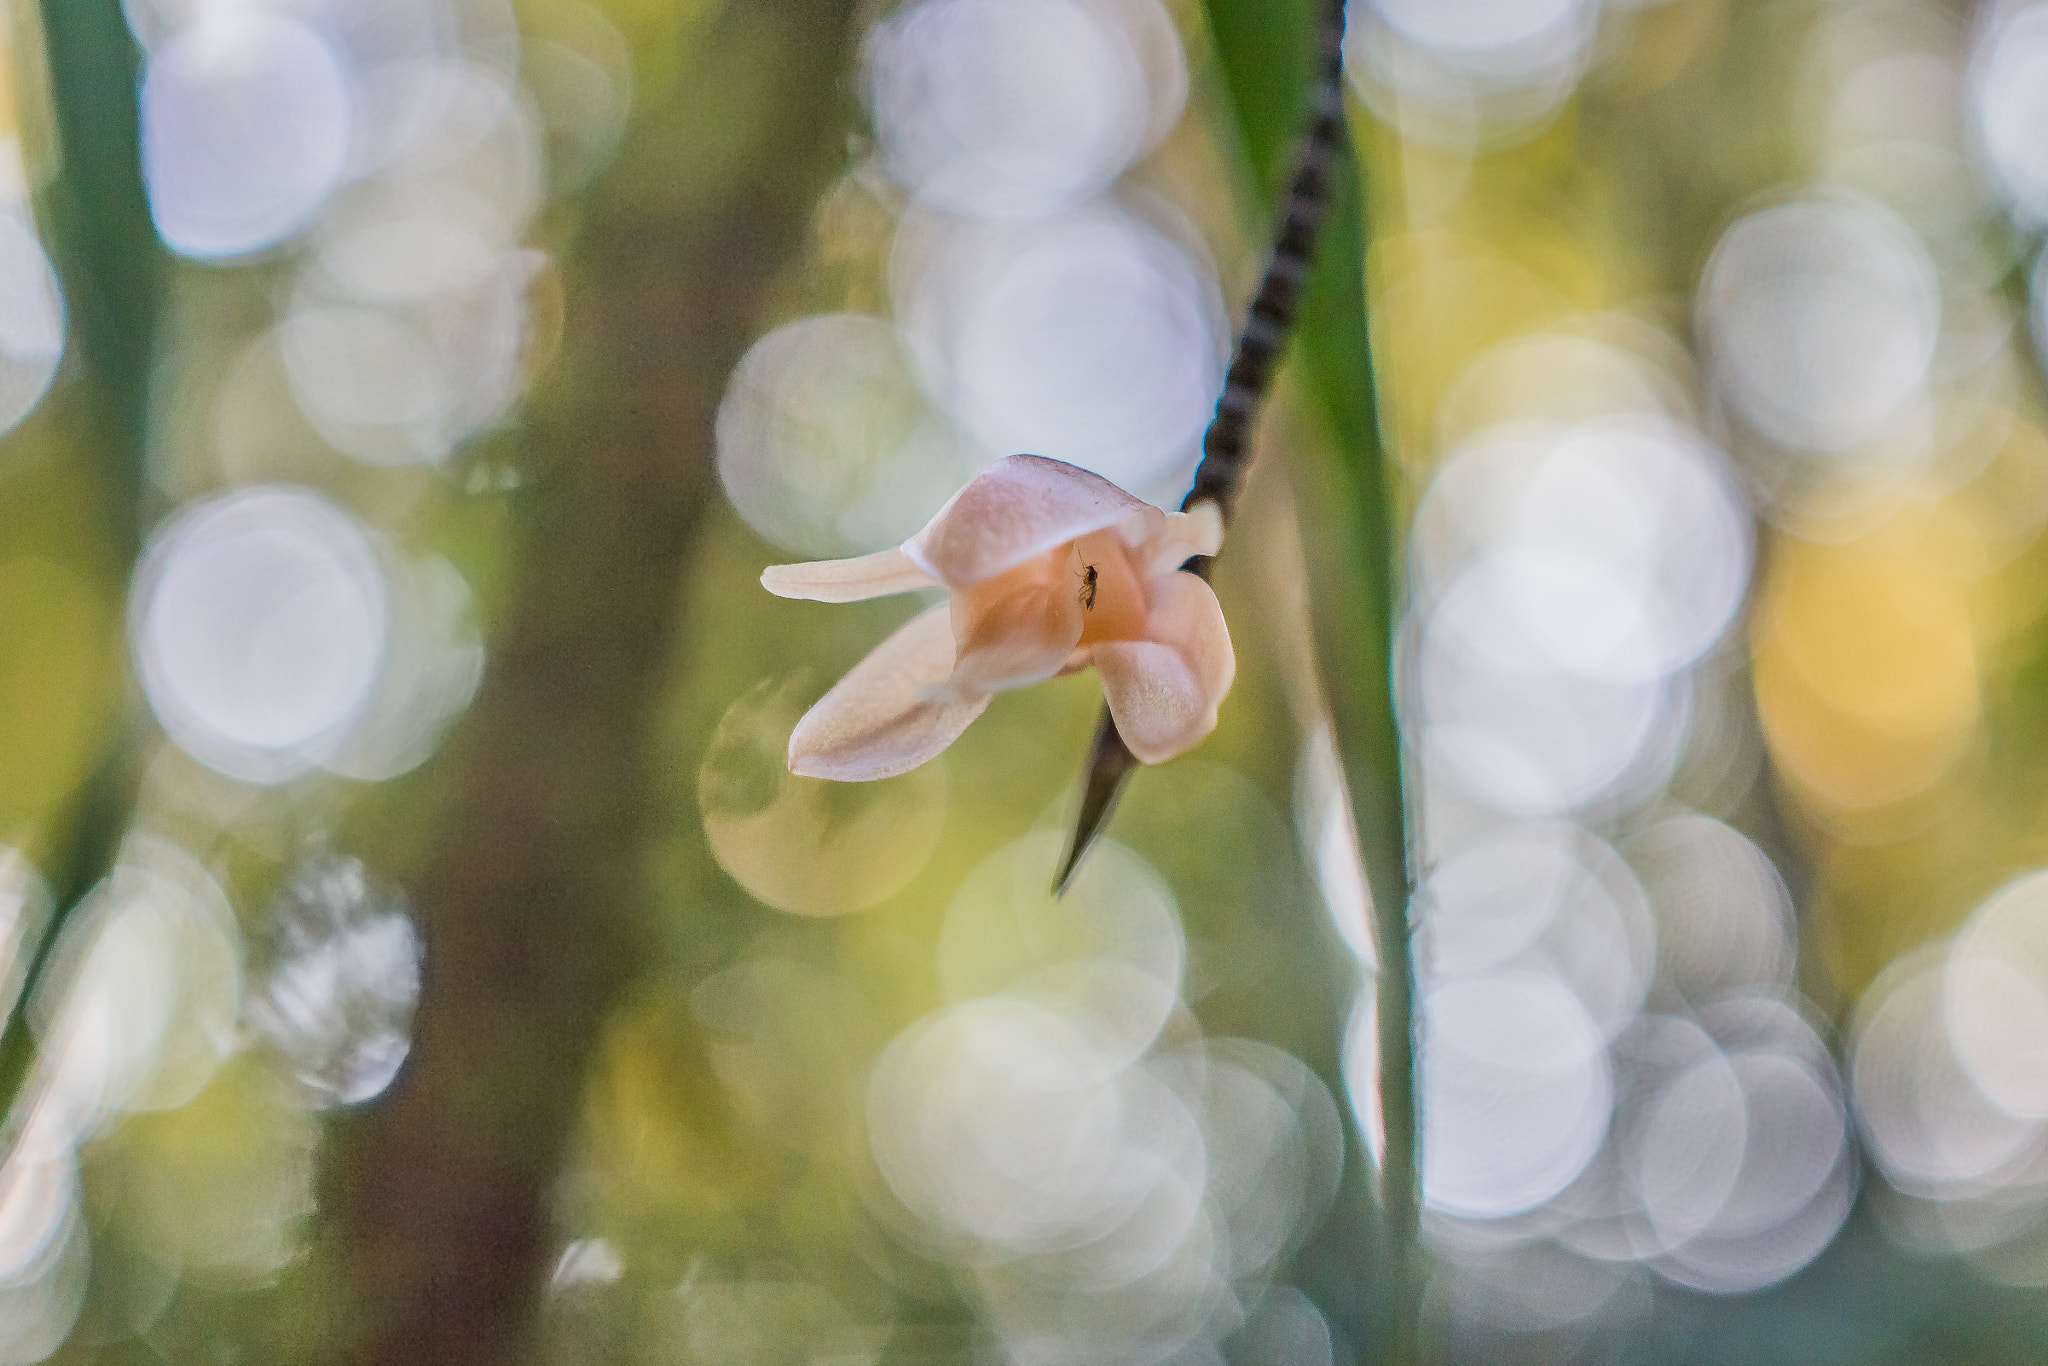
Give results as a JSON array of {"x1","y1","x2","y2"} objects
[
  {"x1": 789, "y1": 604, "x2": 990, "y2": 780},
  {"x1": 1095, "y1": 571, "x2": 1234, "y2": 764},
  {"x1": 906, "y1": 454, "x2": 1156, "y2": 587},
  {"x1": 941, "y1": 550, "x2": 1086, "y2": 696},
  {"x1": 1072, "y1": 528, "x2": 1151, "y2": 645},
  {"x1": 762, "y1": 547, "x2": 940, "y2": 603},
  {"x1": 1143, "y1": 502, "x2": 1224, "y2": 577}
]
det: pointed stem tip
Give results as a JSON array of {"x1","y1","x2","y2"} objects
[{"x1": 1053, "y1": 708, "x2": 1141, "y2": 895}]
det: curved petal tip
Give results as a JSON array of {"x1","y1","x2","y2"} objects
[
  {"x1": 762, "y1": 546, "x2": 939, "y2": 603},
  {"x1": 786, "y1": 604, "x2": 990, "y2": 780},
  {"x1": 1094, "y1": 571, "x2": 1234, "y2": 764}
]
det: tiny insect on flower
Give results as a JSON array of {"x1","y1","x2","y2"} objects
[{"x1": 761, "y1": 454, "x2": 1232, "y2": 781}]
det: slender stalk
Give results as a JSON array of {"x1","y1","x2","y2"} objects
[
  {"x1": 1056, "y1": 0, "x2": 1352, "y2": 892},
  {"x1": 1063, "y1": 0, "x2": 1423, "y2": 1356},
  {"x1": 0, "y1": 0, "x2": 164, "y2": 1139}
]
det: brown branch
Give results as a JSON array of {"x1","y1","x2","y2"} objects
[{"x1": 321, "y1": 3, "x2": 859, "y2": 1361}]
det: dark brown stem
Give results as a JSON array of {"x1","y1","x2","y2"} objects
[
  {"x1": 1183, "y1": 0, "x2": 1348, "y2": 523},
  {"x1": 1056, "y1": 0, "x2": 1349, "y2": 893},
  {"x1": 321, "y1": 3, "x2": 859, "y2": 1362}
]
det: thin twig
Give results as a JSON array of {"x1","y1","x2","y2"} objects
[
  {"x1": 1055, "y1": 0, "x2": 1348, "y2": 891},
  {"x1": 1054, "y1": 4, "x2": 1425, "y2": 1359}
]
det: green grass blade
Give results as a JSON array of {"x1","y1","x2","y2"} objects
[
  {"x1": 0, "y1": 0, "x2": 166, "y2": 1140},
  {"x1": 1196, "y1": 0, "x2": 1420, "y2": 1358}
]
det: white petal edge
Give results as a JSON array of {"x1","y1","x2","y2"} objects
[
  {"x1": 906, "y1": 454, "x2": 1156, "y2": 587},
  {"x1": 1095, "y1": 572, "x2": 1234, "y2": 764},
  {"x1": 762, "y1": 547, "x2": 940, "y2": 603},
  {"x1": 1145, "y1": 502, "x2": 1224, "y2": 576},
  {"x1": 789, "y1": 603, "x2": 990, "y2": 781}
]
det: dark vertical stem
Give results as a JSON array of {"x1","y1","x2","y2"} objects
[
  {"x1": 0, "y1": 0, "x2": 164, "y2": 1136},
  {"x1": 1056, "y1": 0, "x2": 1352, "y2": 892},
  {"x1": 322, "y1": 2, "x2": 859, "y2": 1362},
  {"x1": 1184, "y1": 7, "x2": 1347, "y2": 523},
  {"x1": 1059, "y1": 0, "x2": 1423, "y2": 1344}
]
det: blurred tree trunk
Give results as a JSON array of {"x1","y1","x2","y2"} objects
[
  {"x1": 0, "y1": 0, "x2": 163, "y2": 1131},
  {"x1": 323, "y1": 3, "x2": 858, "y2": 1362}
]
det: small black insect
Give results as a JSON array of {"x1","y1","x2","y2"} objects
[{"x1": 1078, "y1": 563, "x2": 1099, "y2": 610}]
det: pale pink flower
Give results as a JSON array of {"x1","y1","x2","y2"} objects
[{"x1": 762, "y1": 454, "x2": 1232, "y2": 781}]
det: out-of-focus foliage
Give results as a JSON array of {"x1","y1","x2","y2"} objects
[{"x1": 4, "y1": 0, "x2": 2048, "y2": 1362}]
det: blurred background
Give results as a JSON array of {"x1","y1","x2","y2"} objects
[{"x1": 0, "y1": 0, "x2": 2047, "y2": 1361}]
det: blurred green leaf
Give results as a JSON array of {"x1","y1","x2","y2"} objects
[
  {"x1": 1197, "y1": 0, "x2": 1417, "y2": 1357},
  {"x1": 31, "y1": 0, "x2": 165, "y2": 540},
  {"x1": 0, "y1": 0, "x2": 167, "y2": 1146}
]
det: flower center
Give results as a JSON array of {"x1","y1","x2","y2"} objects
[{"x1": 1071, "y1": 530, "x2": 1149, "y2": 645}]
